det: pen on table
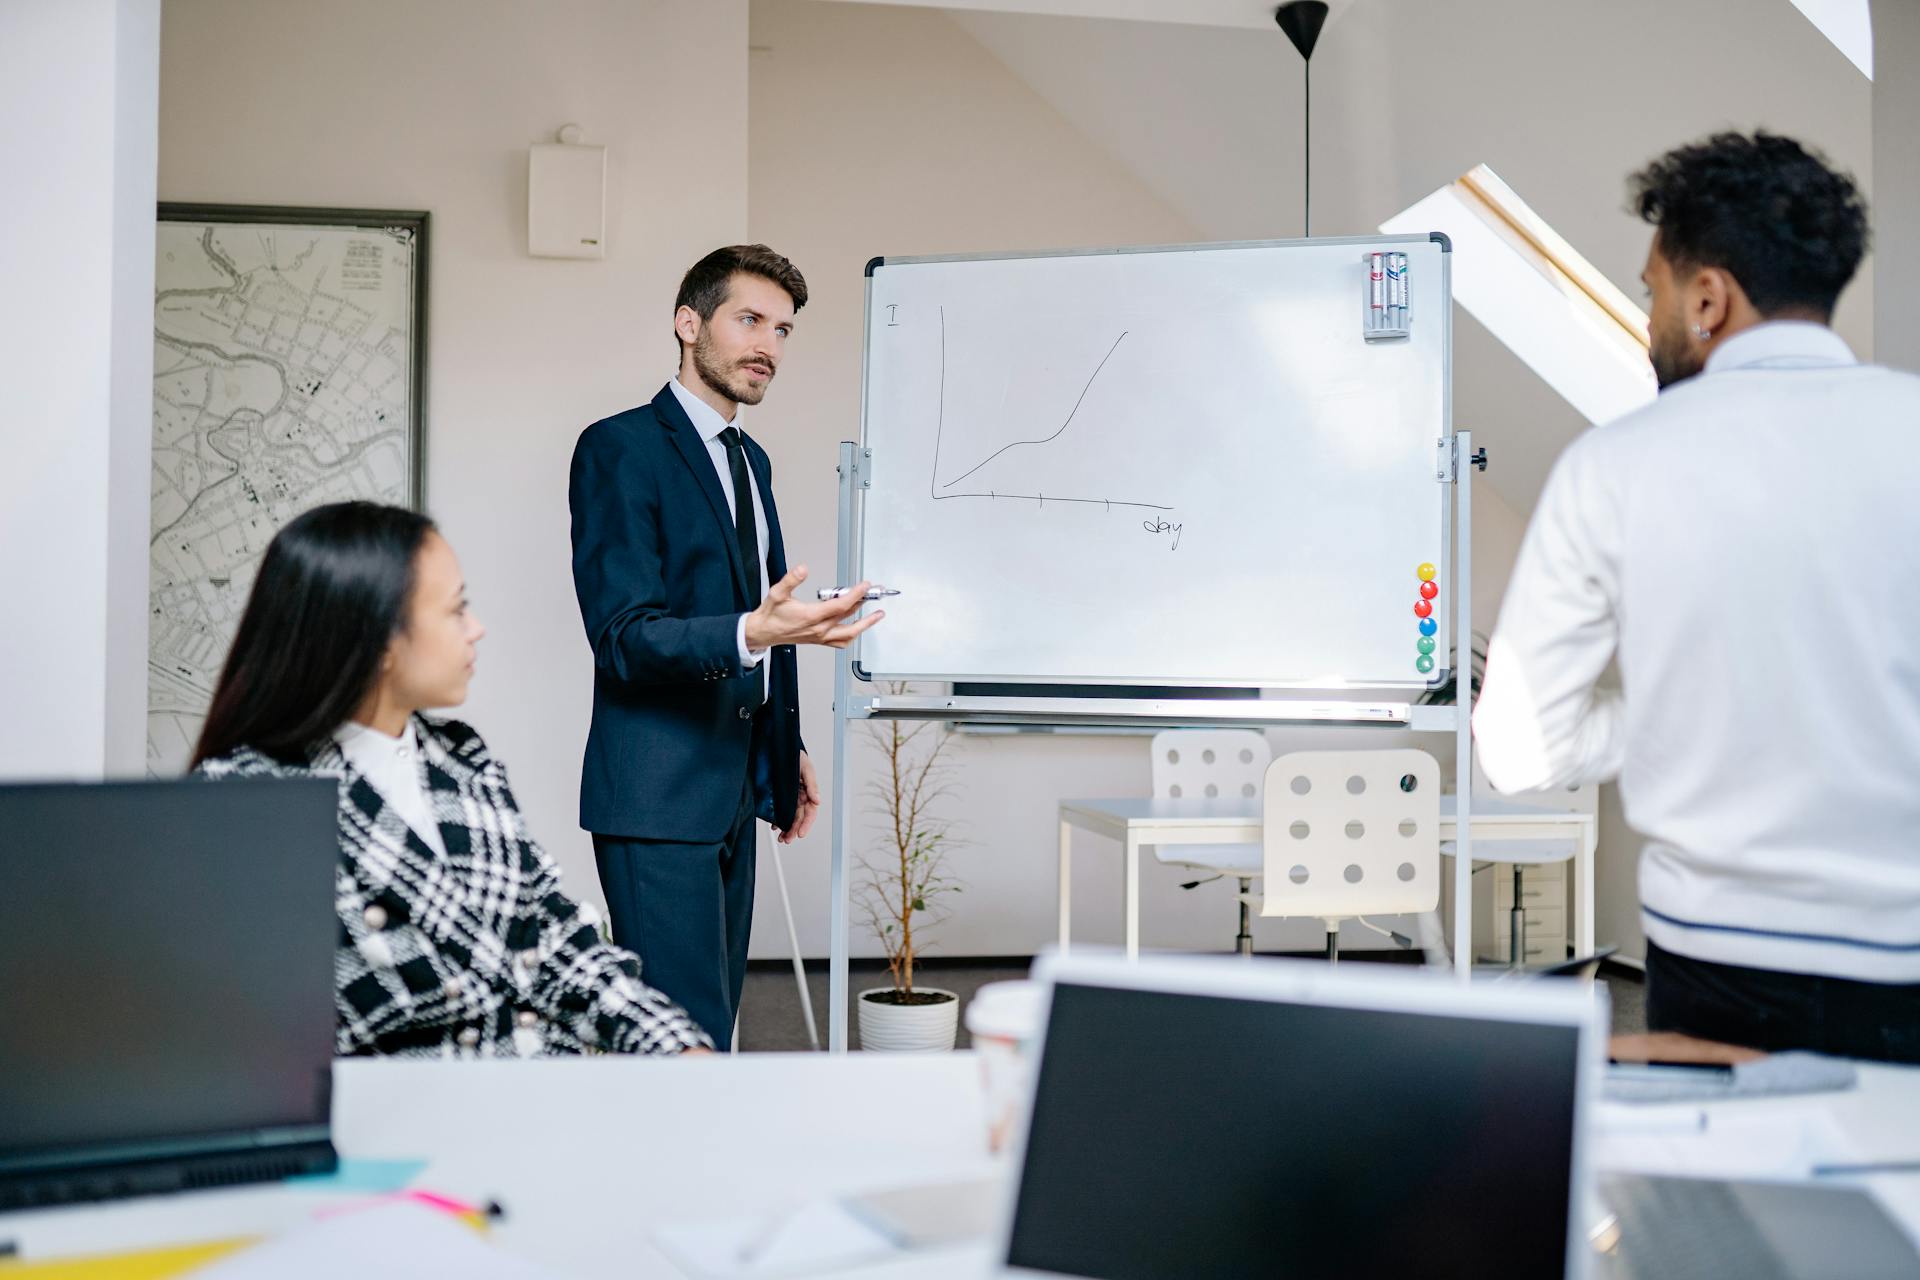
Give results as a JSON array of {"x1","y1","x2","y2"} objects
[
  {"x1": 816, "y1": 586, "x2": 900, "y2": 601},
  {"x1": 1812, "y1": 1160, "x2": 1920, "y2": 1177}
]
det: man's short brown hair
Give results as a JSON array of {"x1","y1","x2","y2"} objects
[{"x1": 674, "y1": 245, "x2": 808, "y2": 349}]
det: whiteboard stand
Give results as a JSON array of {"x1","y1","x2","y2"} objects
[{"x1": 824, "y1": 434, "x2": 1479, "y2": 1051}]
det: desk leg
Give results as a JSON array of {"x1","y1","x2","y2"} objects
[
  {"x1": 1058, "y1": 818, "x2": 1073, "y2": 956},
  {"x1": 1123, "y1": 832, "x2": 1141, "y2": 959},
  {"x1": 1577, "y1": 819, "x2": 1597, "y2": 957}
]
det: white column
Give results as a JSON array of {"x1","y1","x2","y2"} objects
[
  {"x1": 0, "y1": 0, "x2": 158, "y2": 779},
  {"x1": 1873, "y1": 0, "x2": 1920, "y2": 371}
]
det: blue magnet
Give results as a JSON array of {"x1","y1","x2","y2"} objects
[{"x1": 1418, "y1": 617, "x2": 1437, "y2": 637}]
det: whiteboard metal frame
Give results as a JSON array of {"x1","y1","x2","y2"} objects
[
  {"x1": 850, "y1": 233, "x2": 1455, "y2": 691},
  {"x1": 826, "y1": 237, "x2": 1474, "y2": 1051}
]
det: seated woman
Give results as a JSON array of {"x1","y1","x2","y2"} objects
[{"x1": 193, "y1": 501, "x2": 709, "y2": 1057}]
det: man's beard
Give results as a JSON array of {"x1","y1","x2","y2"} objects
[
  {"x1": 693, "y1": 331, "x2": 771, "y2": 406},
  {"x1": 1650, "y1": 332, "x2": 1704, "y2": 390}
]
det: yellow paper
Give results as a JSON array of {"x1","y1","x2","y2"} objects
[{"x1": 0, "y1": 1237, "x2": 253, "y2": 1278}]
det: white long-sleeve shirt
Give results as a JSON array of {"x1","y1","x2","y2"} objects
[{"x1": 1474, "y1": 322, "x2": 1920, "y2": 981}]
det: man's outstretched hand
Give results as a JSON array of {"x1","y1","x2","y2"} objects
[{"x1": 743, "y1": 565, "x2": 885, "y2": 651}]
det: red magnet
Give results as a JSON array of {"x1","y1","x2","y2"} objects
[
  {"x1": 1413, "y1": 600, "x2": 1432, "y2": 619},
  {"x1": 1419, "y1": 580, "x2": 1438, "y2": 600}
]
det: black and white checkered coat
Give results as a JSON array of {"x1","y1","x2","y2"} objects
[{"x1": 197, "y1": 716, "x2": 710, "y2": 1057}]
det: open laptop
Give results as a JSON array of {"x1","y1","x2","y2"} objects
[
  {"x1": 996, "y1": 954, "x2": 1920, "y2": 1279},
  {"x1": 0, "y1": 777, "x2": 340, "y2": 1209}
]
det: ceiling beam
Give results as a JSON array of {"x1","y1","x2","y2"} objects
[{"x1": 806, "y1": 0, "x2": 1348, "y2": 33}]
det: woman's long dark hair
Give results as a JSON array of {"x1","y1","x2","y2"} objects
[{"x1": 191, "y1": 501, "x2": 437, "y2": 768}]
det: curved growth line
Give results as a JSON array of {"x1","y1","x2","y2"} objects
[
  {"x1": 929, "y1": 305, "x2": 946, "y2": 498},
  {"x1": 938, "y1": 330, "x2": 1129, "y2": 490}
]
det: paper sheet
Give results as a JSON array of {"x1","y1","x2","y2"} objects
[
  {"x1": 652, "y1": 1199, "x2": 902, "y2": 1279},
  {"x1": 1593, "y1": 1102, "x2": 1856, "y2": 1181}
]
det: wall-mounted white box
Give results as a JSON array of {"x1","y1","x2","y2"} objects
[{"x1": 529, "y1": 142, "x2": 606, "y2": 259}]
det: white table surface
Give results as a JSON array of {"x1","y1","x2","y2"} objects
[
  {"x1": 1057, "y1": 793, "x2": 1598, "y2": 958},
  {"x1": 6, "y1": 1054, "x2": 1916, "y2": 1277},
  {"x1": 0, "y1": 1055, "x2": 997, "y2": 1278}
]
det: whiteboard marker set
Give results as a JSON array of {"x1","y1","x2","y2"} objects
[{"x1": 1364, "y1": 251, "x2": 1412, "y2": 340}]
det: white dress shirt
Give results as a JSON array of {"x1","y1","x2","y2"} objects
[
  {"x1": 1474, "y1": 322, "x2": 1920, "y2": 981},
  {"x1": 333, "y1": 718, "x2": 446, "y2": 858},
  {"x1": 668, "y1": 377, "x2": 770, "y2": 685}
]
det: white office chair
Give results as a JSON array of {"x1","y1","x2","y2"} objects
[
  {"x1": 1148, "y1": 729, "x2": 1271, "y2": 955},
  {"x1": 1259, "y1": 749, "x2": 1441, "y2": 962}
]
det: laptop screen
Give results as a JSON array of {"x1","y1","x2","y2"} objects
[
  {"x1": 0, "y1": 778, "x2": 339, "y2": 1183},
  {"x1": 1007, "y1": 978, "x2": 1583, "y2": 1279}
]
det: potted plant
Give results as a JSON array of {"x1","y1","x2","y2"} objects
[{"x1": 856, "y1": 690, "x2": 965, "y2": 1052}]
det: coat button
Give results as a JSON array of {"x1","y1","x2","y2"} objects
[
  {"x1": 363, "y1": 904, "x2": 388, "y2": 930},
  {"x1": 458, "y1": 1027, "x2": 481, "y2": 1047},
  {"x1": 737, "y1": 706, "x2": 752, "y2": 720},
  {"x1": 442, "y1": 976, "x2": 462, "y2": 998},
  {"x1": 517, "y1": 1010, "x2": 538, "y2": 1029}
]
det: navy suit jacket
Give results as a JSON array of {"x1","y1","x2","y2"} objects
[{"x1": 569, "y1": 384, "x2": 803, "y2": 842}]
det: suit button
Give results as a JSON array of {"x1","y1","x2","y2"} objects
[{"x1": 737, "y1": 706, "x2": 752, "y2": 720}]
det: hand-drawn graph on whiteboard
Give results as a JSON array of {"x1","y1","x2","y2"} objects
[
  {"x1": 930, "y1": 311, "x2": 1174, "y2": 527},
  {"x1": 856, "y1": 237, "x2": 1451, "y2": 689}
]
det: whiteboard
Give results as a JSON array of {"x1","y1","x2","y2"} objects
[{"x1": 852, "y1": 235, "x2": 1451, "y2": 689}]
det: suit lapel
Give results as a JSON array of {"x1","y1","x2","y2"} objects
[{"x1": 654, "y1": 384, "x2": 751, "y2": 604}]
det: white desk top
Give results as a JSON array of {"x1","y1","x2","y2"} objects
[
  {"x1": 1060, "y1": 794, "x2": 1591, "y2": 828},
  {"x1": 6, "y1": 1053, "x2": 1915, "y2": 1276},
  {"x1": 1, "y1": 1055, "x2": 996, "y2": 1278}
]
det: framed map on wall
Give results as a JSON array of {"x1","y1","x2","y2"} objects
[{"x1": 148, "y1": 204, "x2": 428, "y2": 774}]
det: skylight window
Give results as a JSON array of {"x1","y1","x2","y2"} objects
[
  {"x1": 1788, "y1": 0, "x2": 1872, "y2": 79},
  {"x1": 1381, "y1": 165, "x2": 1657, "y2": 426}
]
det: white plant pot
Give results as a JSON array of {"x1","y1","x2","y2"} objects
[{"x1": 857, "y1": 986, "x2": 959, "y2": 1053}]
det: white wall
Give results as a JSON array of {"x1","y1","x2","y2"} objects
[
  {"x1": 158, "y1": 0, "x2": 749, "y2": 903},
  {"x1": 1874, "y1": 0, "x2": 1920, "y2": 371},
  {"x1": 0, "y1": 0, "x2": 158, "y2": 781}
]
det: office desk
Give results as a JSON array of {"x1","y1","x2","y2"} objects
[
  {"x1": 4, "y1": 1055, "x2": 1916, "y2": 1276},
  {"x1": 1057, "y1": 794, "x2": 1597, "y2": 960},
  {"x1": 0, "y1": 1055, "x2": 996, "y2": 1279}
]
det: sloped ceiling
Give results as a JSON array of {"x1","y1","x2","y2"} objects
[{"x1": 811, "y1": 0, "x2": 1873, "y2": 513}]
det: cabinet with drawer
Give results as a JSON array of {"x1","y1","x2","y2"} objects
[{"x1": 1477, "y1": 862, "x2": 1570, "y2": 963}]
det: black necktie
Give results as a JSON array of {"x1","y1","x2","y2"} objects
[{"x1": 717, "y1": 427, "x2": 762, "y2": 610}]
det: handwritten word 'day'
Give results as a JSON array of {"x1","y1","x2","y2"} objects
[{"x1": 1142, "y1": 517, "x2": 1183, "y2": 550}]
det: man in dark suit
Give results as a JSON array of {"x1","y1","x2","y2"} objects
[{"x1": 569, "y1": 245, "x2": 881, "y2": 1048}]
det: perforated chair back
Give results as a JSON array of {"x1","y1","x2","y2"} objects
[
  {"x1": 1260, "y1": 749, "x2": 1440, "y2": 921},
  {"x1": 1148, "y1": 730, "x2": 1269, "y2": 872}
]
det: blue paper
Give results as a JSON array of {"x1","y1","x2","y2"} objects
[{"x1": 286, "y1": 1156, "x2": 429, "y2": 1192}]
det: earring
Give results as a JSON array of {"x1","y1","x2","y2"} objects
[{"x1": 1693, "y1": 324, "x2": 1711, "y2": 340}]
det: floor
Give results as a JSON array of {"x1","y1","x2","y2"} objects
[{"x1": 736, "y1": 954, "x2": 1647, "y2": 1052}]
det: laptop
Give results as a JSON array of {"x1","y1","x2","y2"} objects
[
  {"x1": 0, "y1": 777, "x2": 341, "y2": 1209},
  {"x1": 995, "y1": 954, "x2": 1920, "y2": 1279}
]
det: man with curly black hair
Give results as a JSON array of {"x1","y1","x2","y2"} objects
[{"x1": 1476, "y1": 132, "x2": 1920, "y2": 1062}]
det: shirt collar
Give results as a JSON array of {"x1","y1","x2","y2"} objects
[
  {"x1": 333, "y1": 718, "x2": 419, "y2": 762},
  {"x1": 669, "y1": 375, "x2": 738, "y2": 443},
  {"x1": 1704, "y1": 321, "x2": 1857, "y2": 376}
]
